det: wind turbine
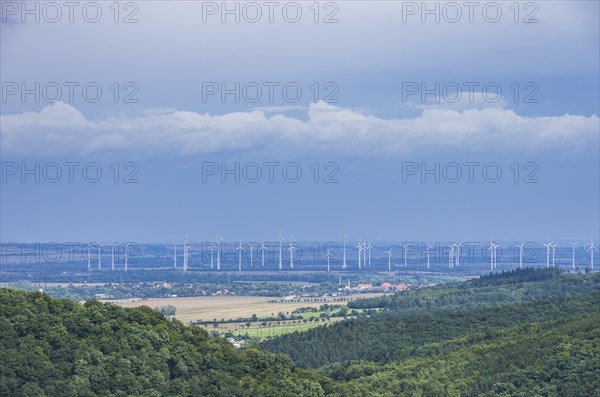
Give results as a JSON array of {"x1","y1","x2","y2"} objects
[
  {"x1": 183, "y1": 235, "x2": 190, "y2": 272},
  {"x1": 173, "y1": 242, "x2": 177, "y2": 269},
  {"x1": 488, "y1": 241, "x2": 499, "y2": 270},
  {"x1": 425, "y1": 244, "x2": 432, "y2": 269},
  {"x1": 587, "y1": 240, "x2": 598, "y2": 270},
  {"x1": 366, "y1": 241, "x2": 373, "y2": 268},
  {"x1": 236, "y1": 240, "x2": 245, "y2": 272},
  {"x1": 514, "y1": 242, "x2": 525, "y2": 269},
  {"x1": 571, "y1": 242, "x2": 577, "y2": 269},
  {"x1": 288, "y1": 234, "x2": 296, "y2": 269},
  {"x1": 248, "y1": 243, "x2": 257, "y2": 268},
  {"x1": 543, "y1": 242, "x2": 552, "y2": 268},
  {"x1": 87, "y1": 243, "x2": 92, "y2": 271},
  {"x1": 260, "y1": 242, "x2": 268, "y2": 267},
  {"x1": 209, "y1": 242, "x2": 216, "y2": 270},
  {"x1": 362, "y1": 240, "x2": 367, "y2": 268},
  {"x1": 551, "y1": 242, "x2": 557, "y2": 267},
  {"x1": 97, "y1": 244, "x2": 103, "y2": 270},
  {"x1": 125, "y1": 242, "x2": 132, "y2": 271},
  {"x1": 355, "y1": 241, "x2": 362, "y2": 269},
  {"x1": 278, "y1": 233, "x2": 285, "y2": 270},
  {"x1": 325, "y1": 248, "x2": 333, "y2": 273},
  {"x1": 216, "y1": 234, "x2": 223, "y2": 270},
  {"x1": 387, "y1": 248, "x2": 392, "y2": 271},
  {"x1": 111, "y1": 243, "x2": 118, "y2": 271},
  {"x1": 403, "y1": 243, "x2": 409, "y2": 267},
  {"x1": 454, "y1": 242, "x2": 462, "y2": 267},
  {"x1": 448, "y1": 244, "x2": 455, "y2": 269},
  {"x1": 341, "y1": 234, "x2": 347, "y2": 269}
]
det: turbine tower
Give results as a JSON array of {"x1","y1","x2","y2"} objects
[
  {"x1": 587, "y1": 240, "x2": 598, "y2": 270},
  {"x1": 387, "y1": 248, "x2": 392, "y2": 271},
  {"x1": 454, "y1": 242, "x2": 462, "y2": 267},
  {"x1": 125, "y1": 242, "x2": 132, "y2": 271},
  {"x1": 514, "y1": 242, "x2": 525, "y2": 269},
  {"x1": 325, "y1": 248, "x2": 333, "y2": 273},
  {"x1": 236, "y1": 240, "x2": 245, "y2": 272},
  {"x1": 288, "y1": 235, "x2": 296, "y2": 269},
  {"x1": 260, "y1": 242, "x2": 268, "y2": 267},
  {"x1": 209, "y1": 242, "x2": 216, "y2": 270},
  {"x1": 87, "y1": 243, "x2": 92, "y2": 271},
  {"x1": 355, "y1": 241, "x2": 362, "y2": 269},
  {"x1": 362, "y1": 241, "x2": 367, "y2": 268},
  {"x1": 403, "y1": 243, "x2": 409, "y2": 267},
  {"x1": 173, "y1": 242, "x2": 177, "y2": 269},
  {"x1": 97, "y1": 244, "x2": 103, "y2": 270},
  {"x1": 341, "y1": 234, "x2": 347, "y2": 269},
  {"x1": 543, "y1": 242, "x2": 552, "y2": 268},
  {"x1": 366, "y1": 241, "x2": 373, "y2": 268},
  {"x1": 551, "y1": 242, "x2": 557, "y2": 267},
  {"x1": 248, "y1": 243, "x2": 257, "y2": 268},
  {"x1": 111, "y1": 243, "x2": 118, "y2": 271},
  {"x1": 278, "y1": 233, "x2": 285, "y2": 270},
  {"x1": 216, "y1": 234, "x2": 223, "y2": 270},
  {"x1": 571, "y1": 242, "x2": 577, "y2": 269},
  {"x1": 425, "y1": 244, "x2": 432, "y2": 269},
  {"x1": 183, "y1": 235, "x2": 190, "y2": 272},
  {"x1": 448, "y1": 244, "x2": 455, "y2": 269},
  {"x1": 488, "y1": 241, "x2": 499, "y2": 270}
]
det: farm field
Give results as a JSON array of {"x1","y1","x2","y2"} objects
[{"x1": 111, "y1": 293, "x2": 386, "y2": 323}]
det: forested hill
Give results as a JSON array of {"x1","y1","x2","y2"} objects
[
  {"x1": 261, "y1": 270, "x2": 600, "y2": 395},
  {"x1": 346, "y1": 268, "x2": 599, "y2": 312},
  {"x1": 0, "y1": 289, "x2": 329, "y2": 397}
]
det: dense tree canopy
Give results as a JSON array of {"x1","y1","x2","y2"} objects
[{"x1": 0, "y1": 289, "x2": 328, "y2": 397}]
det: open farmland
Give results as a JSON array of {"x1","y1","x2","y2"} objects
[{"x1": 111, "y1": 293, "x2": 386, "y2": 323}]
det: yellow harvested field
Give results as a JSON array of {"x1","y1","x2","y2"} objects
[{"x1": 112, "y1": 293, "x2": 385, "y2": 323}]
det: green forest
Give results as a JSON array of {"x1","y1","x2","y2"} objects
[{"x1": 2, "y1": 269, "x2": 599, "y2": 396}]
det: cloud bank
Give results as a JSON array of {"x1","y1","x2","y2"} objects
[{"x1": 1, "y1": 101, "x2": 597, "y2": 155}]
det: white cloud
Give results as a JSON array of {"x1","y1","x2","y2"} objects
[{"x1": 1, "y1": 101, "x2": 597, "y2": 155}]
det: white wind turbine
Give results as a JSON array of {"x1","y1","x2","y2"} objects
[
  {"x1": 355, "y1": 241, "x2": 362, "y2": 269},
  {"x1": 514, "y1": 242, "x2": 525, "y2": 269},
  {"x1": 173, "y1": 242, "x2": 177, "y2": 269},
  {"x1": 551, "y1": 242, "x2": 557, "y2": 267},
  {"x1": 387, "y1": 248, "x2": 392, "y2": 271},
  {"x1": 111, "y1": 243, "x2": 118, "y2": 271},
  {"x1": 341, "y1": 234, "x2": 348, "y2": 269},
  {"x1": 260, "y1": 242, "x2": 268, "y2": 267},
  {"x1": 236, "y1": 240, "x2": 245, "y2": 272},
  {"x1": 403, "y1": 243, "x2": 409, "y2": 267},
  {"x1": 288, "y1": 234, "x2": 296, "y2": 269},
  {"x1": 87, "y1": 243, "x2": 92, "y2": 271},
  {"x1": 97, "y1": 244, "x2": 103, "y2": 270},
  {"x1": 209, "y1": 242, "x2": 216, "y2": 270},
  {"x1": 278, "y1": 233, "x2": 285, "y2": 270},
  {"x1": 425, "y1": 244, "x2": 432, "y2": 269},
  {"x1": 183, "y1": 235, "x2": 190, "y2": 272},
  {"x1": 325, "y1": 248, "x2": 333, "y2": 273},
  {"x1": 362, "y1": 240, "x2": 367, "y2": 268},
  {"x1": 448, "y1": 244, "x2": 455, "y2": 269},
  {"x1": 488, "y1": 241, "x2": 499, "y2": 270},
  {"x1": 216, "y1": 234, "x2": 223, "y2": 270},
  {"x1": 454, "y1": 242, "x2": 462, "y2": 267},
  {"x1": 571, "y1": 242, "x2": 577, "y2": 269},
  {"x1": 543, "y1": 242, "x2": 552, "y2": 268},
  {"x1": 366, "y1": 241, "x2": 373, "y2": 268},
  {"x1": 124, "y1": 242, "x2": 132, "y2": 271},
  {"x1": 587, "y1": 240, "x2": 598, "y2": 270},
  {"x1": 248, "y1": 243, "x2": 257, "y2": 268}
]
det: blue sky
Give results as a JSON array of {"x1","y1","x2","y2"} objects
[{"x1": 1, "y1": 1, "x2": 599, "y2": 243}]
